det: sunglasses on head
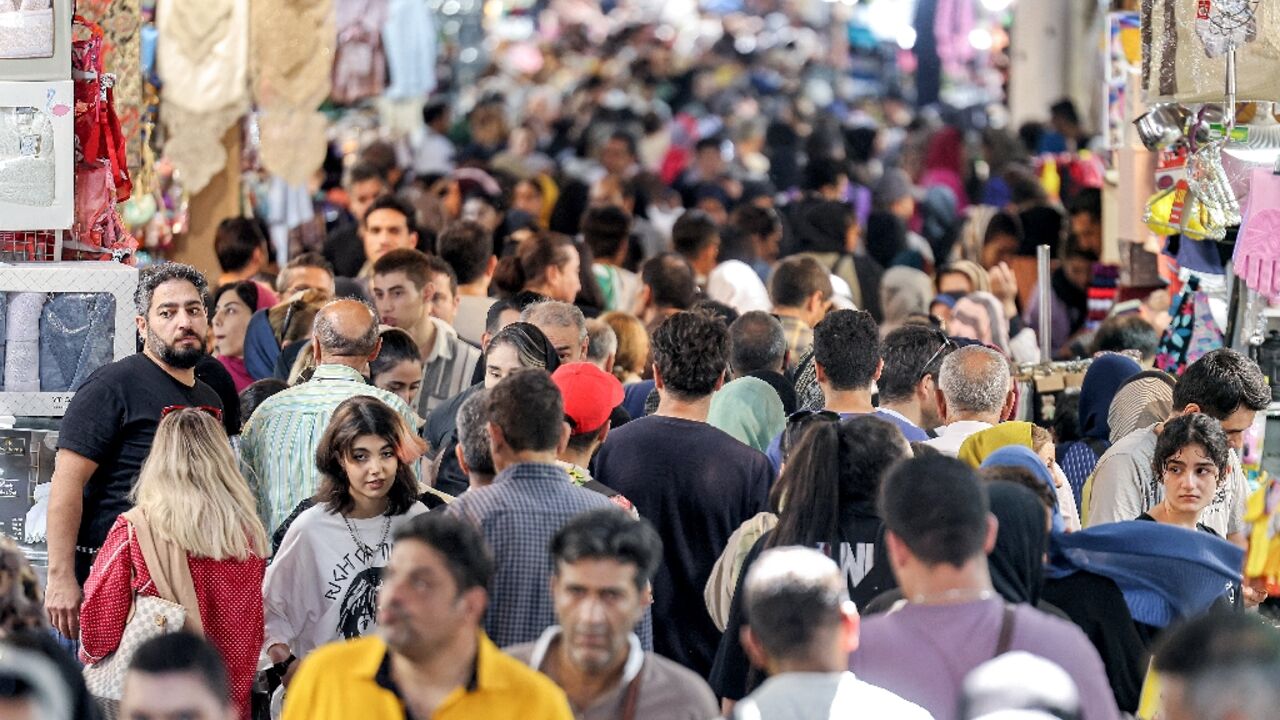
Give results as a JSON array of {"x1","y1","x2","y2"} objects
[
  {"x1": 161, "y1": 405, "x2": 224, "y2": 421},
  {"x1": 781, "y1": 409, "x2": 841, "y2": 458},
  {"x1": 918, "y1": 332, "x2": 956, "y2": 382}
]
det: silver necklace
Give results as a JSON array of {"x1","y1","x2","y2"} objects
[
  {"x1": 343, "y1": 513, "x2": 391, "y2": 560},
  {"x1": 909, "y1": 588, "x2": 995, "y2": 605}
]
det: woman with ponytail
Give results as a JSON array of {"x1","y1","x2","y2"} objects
[
  {"x1": 492, "y1": 232, "x2": 582, "y2": 303},
  {"x1": 709, "y1": 414, "x2": 912, "y2": 702}
]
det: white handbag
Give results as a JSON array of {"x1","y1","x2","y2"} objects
[
  {"x1": 82, "y1": 593, "x2": 186, "y2": 700},
  {"x1": 82, "y1": 519, "x2": 193, "y2": 710}
]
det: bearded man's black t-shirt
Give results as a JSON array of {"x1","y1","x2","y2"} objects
[{"x1": 57, "y1": 353, "x2": 221, "y2": 583}]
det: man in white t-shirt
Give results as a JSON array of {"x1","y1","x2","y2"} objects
[
  {"x1": 732, "y1": 547, "x2": 931, "y2": 720},
  {"x1": 923, "y1": 345, "x2": 1014, "y2": 456}
]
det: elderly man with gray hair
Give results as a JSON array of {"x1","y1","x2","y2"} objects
[
  {"x1": 922, "y1": 344, "x2": 1014, "y2": 456},
  {"x1": 521, "y1": 300, "x2": 588, "y2": 363},
  {"x1": 240, "y1": 298, "x2": 421, "y2": 534}
]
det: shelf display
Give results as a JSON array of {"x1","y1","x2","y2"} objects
[
  {"x1": 0, "y1": 0, "x2": 68, "y2": 81},
  {"x1": 0, "y1": 262, "x2": 136, "y2": 416},
  {"x1": 0, "y1": 80, "x2": 71, "y2": 231}
]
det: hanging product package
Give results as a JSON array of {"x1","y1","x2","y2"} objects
[
  {"x1": 1233, "y1": 167, "x2": 1280, "y2": 299},
  {"x1": 0, "y1": 80, "x2": 72, "y2": 231}
]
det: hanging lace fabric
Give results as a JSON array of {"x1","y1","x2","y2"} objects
[
  {"x1": 251, "y1": 0, "x2": 332, "y2": 187},
  {"x1": 156, "y1": 0, "x2": 249, "y2": 194}
]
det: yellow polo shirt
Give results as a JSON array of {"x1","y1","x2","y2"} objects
[{"x1": 282, "y1": 633, "x2": 573, "y2": 720}]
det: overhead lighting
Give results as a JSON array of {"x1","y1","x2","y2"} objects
[
  {"x1": 896, "y1": 26, "x2": 917, "y2": 50},
  {"x1": 968, "y1": 27, "x2": 992, "y2": 51}
]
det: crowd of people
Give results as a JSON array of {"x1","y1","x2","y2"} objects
[{"x1": 6, "y1": 11, "x2": 1280, "y2": 720}]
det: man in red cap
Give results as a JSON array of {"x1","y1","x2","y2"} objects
[{"x1": 551, "y1": 363, "x2": 637, "y2": 518}]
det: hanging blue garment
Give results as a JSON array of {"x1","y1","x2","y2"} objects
[{"x1": 382, "y1": 0, "x2": 437, "y2": 99}]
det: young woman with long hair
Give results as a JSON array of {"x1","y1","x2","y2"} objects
[
  {"x1": 710, "y1": 415, "x2": 912, "y2": 702},
  {"x1": 80, "y1": 408, "x2": 270, "y2": 719},
  {"x1": 263, "y1": 395, "x2": 429, "y2": 683}
]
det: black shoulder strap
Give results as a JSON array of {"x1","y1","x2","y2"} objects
[{"x1": 994, "y1": 603, "x2": 1017, "y2": 657}]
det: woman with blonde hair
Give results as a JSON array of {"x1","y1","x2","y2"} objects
[
  {"x1": 80, "y1": 407, "x2": 269, "y2": 719},
  {"x1": 263, "y1": 396, "x2": 429, "y2": 684},
  {"x1": 600, "y1": 310, "x2": 649, "y2": 385}
]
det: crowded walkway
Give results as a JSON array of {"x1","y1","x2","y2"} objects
[{"x1": 0, "y1": 1, "x2": 1276, "y2": 719}]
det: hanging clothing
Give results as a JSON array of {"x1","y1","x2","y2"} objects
[
  {"x1": 382, "y1": 0, "x2": 437, "y2": 99},
  {"x1": 331, "y1": 0, "x2": 388, "y2": 105},
  {"x1": 156, "y1": 0, "x2": 249, "y2": 194},
  {"x1": 1154, "y1": 278, "x2": 1225, "y2": 376}
]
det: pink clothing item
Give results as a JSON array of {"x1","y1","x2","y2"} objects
[
  {"x1": 80, "y1": 515, "x2": 266, "y2": 720},
  {"x1": 254, "y1": 281, "x2": 278, "y2": 309},
  {"x1": 920, "y1": 127, "x2": 969, "y2": 210},
  {"x1": 218, "y1": 354, "x2": 254, "y2": 393}
]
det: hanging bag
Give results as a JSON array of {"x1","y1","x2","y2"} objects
[{"x1": 83, "y1": 509, "x2": 204, "y2": 713}]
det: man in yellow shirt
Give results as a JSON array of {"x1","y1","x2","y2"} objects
[{"x1": 283, "y1": 513, "x2": 573, "y2": 720}]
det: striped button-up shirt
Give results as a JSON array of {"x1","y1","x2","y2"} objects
[{"x1": 240, "y1": 364, "x2": 421, "y2": 534}]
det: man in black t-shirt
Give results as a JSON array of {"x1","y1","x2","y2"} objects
[
  {"x1": 44, "y1": 262, "x2": 223, "y2": 640},
  {"x1": 594, "y1": 311, "x2": 772, "y2": 678}
]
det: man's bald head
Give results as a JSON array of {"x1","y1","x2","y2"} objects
[{"x1": 314, "y1": 299, "x2": 380, "y2": 359}]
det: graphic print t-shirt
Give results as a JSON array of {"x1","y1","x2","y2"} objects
[{"x1": 263, "y1": 502, "x2": 427, "y2": 658}]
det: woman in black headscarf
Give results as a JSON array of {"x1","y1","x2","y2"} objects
[{"x1": 986, "y1": 481, "x2": 1050, "y2": 606}]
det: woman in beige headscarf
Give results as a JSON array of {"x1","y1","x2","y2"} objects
[
  {"x1": 937, "y1": 260, "x2": 991, "y2": 295},
  {"x1": 1107, "y1": 370, "x2": 1177, "y2": 444}
]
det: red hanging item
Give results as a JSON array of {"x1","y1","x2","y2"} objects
[{"x1": 72, "y1": 15, "x2": 130, "y2": 202}]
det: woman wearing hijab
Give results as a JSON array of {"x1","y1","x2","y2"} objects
[
  {"x1": 985, "y1": 482, "x2": 1052, "y2": 607},
  {"x1": 918, "y1": 126, "x2": 969, "y2": 212},
  {"x1": 1107, "y1": 370, "x2": 1176, "y2": 444},
  {"x1": 978, "y1": 442, "x2": 1077, "y2": 533},
  {"x1": 1057, "y1": 355, "x2": 1144, "y2": 506},
  {"x1": 707, "y1": 377, "x2": 786, "y2": 454},
  {"x1": 878, "y1": 267, "x2": 935, "y2": 336}
]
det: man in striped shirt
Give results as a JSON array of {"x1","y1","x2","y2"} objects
[
  {"x1": 240, "y1": 299, "x2": 421, "y2": 534},
  {"x1": 372, "y1": 248, "x2": 481, "y2": 415}
]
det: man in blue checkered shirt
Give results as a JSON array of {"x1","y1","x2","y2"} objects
[{"x1": 445, "y1": 368, "x2": 617, "y2": 649}]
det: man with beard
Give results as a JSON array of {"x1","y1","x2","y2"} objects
[{"x1": 44, "y1": 262, "x2": 224, "y2": 640}]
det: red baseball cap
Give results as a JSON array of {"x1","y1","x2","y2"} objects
[{"x1": 552, "y1": 362, "x2": 625, "y2": 436}]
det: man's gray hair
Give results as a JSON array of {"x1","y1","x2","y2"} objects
[
  {"x1": 586, "y1": 319, "x2": 617, "y2": 365},
  {"x1": 743, "y1": 547, "x2": 846, "y2": 662},
  {"x1": 938, "y1": 345, "x2": 1011, "y2": 414},
  {"x1": 455, "y1": 389, "x2": 495, "y2": 476},
  {"x1": 134, "y1": 262, "x2": 209, "y2": 316},
  {"x1": 313, "y1": 300, "x2": 379, "y2": 357},
  {"x1": 521, "y1": 300, "x2": 588, "y2": 343}
]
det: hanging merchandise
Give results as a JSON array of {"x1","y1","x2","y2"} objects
[
  {"x1": 1143, "y1": 0, "x2": 1278, "y2": 104},
  {"x1": 0, "y1": 80, "x2": 73, "y2": 231},
  {"x1": 73, "y1": 0, "x2": 140, "y2": 171},
  {"x1": 251, "y1": 0, "x2": 332, "y2": 188},
  {"x1": 332, "y1": 0, "x2": 387, "y2": 105},
  {"x1": 1232, "y1": 166, "x2": 1280, "y2": 299},
  {"x1": 156, "y1": 0, "x2": 249, "y2": 195},
  {"x1": 1154, "y1": 276, "x2": 1226, "y2": 375},
  {"x1": 382, "y1": 0, "x2": 437, "y2": 100}
]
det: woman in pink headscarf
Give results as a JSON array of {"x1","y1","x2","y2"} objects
[{"x1": 918, "y1": 126, "x2": 969, "y2": 212}]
